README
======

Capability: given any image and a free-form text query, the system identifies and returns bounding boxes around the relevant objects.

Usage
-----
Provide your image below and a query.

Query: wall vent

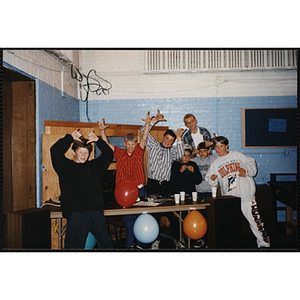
[144,50,297,72]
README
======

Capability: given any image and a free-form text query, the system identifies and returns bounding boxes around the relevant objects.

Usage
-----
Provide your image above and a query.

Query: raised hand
[97,118,114,151]
[97,118,109,131]
[192,149,199,156]
[71,128,82,141]
[141,111,154,124]
[87,131,99,144]
[153,109,167,124]
[173,128,186,139]
[205,141,214,148]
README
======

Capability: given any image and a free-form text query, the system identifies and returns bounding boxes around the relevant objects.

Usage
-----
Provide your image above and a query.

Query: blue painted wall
[80,95,297,185]
[36,80,80,206]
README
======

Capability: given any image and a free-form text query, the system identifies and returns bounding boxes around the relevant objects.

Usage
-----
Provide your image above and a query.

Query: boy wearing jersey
[205,136,270,248]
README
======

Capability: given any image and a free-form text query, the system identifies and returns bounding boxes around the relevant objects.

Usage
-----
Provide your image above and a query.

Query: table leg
[58,217,62,250]
[179,211,182,243]
[187,210,190,249]
[173,211,184,249]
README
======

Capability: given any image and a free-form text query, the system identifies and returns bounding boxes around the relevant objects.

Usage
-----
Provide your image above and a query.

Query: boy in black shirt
[170,145,202,194]
[50,129,114,249]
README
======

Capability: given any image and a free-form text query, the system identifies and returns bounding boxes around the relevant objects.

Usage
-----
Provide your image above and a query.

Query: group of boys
[51,110,270,250]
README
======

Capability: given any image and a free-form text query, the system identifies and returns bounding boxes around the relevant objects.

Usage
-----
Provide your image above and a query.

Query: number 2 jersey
[205,151,257,202]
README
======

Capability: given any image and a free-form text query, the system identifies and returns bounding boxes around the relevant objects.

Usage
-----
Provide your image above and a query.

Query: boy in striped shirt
[97,111,153,248]
[140,109,185,249]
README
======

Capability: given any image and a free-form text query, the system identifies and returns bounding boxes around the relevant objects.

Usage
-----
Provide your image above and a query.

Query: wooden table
[50,196,210,250]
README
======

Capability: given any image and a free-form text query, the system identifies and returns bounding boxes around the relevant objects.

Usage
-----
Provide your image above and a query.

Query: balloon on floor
[133,213,159,244]
[85,232,97,249]
[114,181,139,208]
[183,210,207,240]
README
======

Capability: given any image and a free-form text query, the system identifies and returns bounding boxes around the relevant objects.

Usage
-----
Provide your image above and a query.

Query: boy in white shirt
[205,136,270,248]
[182,114,213,157]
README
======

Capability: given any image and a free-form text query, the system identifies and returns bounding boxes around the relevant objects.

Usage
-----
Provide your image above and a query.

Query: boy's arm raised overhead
[71,128,83,142]
[140,109,166,149]
[93,130,114,174]
[87,131,99,144]
[97,118,115,151]
[140,111,154,149]
[170,128,185,161]
[151,109,167,125]
[173,127,186,143]
[50,129,81,174]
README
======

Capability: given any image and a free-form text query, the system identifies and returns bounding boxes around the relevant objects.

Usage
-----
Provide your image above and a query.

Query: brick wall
[80,94,297,184]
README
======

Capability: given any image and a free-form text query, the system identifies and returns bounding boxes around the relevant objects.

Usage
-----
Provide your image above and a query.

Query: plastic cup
[212,187,217,197]
[174,194,180,204]
[180,191,185,201]
[192,192,198,201]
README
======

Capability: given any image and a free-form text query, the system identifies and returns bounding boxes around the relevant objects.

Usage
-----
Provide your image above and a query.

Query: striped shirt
[114,144,145,187]
[141,123,184,182]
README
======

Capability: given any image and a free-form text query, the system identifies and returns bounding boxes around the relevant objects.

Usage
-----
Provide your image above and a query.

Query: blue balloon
[133,213,159,244]
[85,232,97,249]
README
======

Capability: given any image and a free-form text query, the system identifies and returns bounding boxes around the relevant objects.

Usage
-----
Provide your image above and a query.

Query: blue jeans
[123,187,146,247]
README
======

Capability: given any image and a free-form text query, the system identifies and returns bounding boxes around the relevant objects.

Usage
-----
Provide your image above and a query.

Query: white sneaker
[151,239,160,250]
[178,237,187,249]
[193,238,205,249]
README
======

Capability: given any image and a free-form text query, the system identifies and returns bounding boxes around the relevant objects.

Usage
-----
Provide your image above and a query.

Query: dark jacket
[50,134,113,216]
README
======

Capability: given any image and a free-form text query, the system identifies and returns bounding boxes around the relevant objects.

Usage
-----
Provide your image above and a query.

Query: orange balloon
[183,210,207,240]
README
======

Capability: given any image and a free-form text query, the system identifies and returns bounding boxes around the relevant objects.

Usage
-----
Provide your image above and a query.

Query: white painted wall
[77,49,297,101]
[4,49,296,102]
[3,50,78,99]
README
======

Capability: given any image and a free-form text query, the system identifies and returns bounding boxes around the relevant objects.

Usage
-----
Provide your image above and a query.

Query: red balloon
[183,210,207,240]
[114,181,139,208]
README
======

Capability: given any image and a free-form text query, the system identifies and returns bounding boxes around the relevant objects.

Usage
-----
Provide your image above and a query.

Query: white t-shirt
[191,127,203,150]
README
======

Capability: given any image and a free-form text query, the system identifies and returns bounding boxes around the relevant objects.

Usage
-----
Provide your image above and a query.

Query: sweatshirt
[50,134,113,216]
[192,154,217,193]
[205,151,257,201]
[170,160,202,194]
